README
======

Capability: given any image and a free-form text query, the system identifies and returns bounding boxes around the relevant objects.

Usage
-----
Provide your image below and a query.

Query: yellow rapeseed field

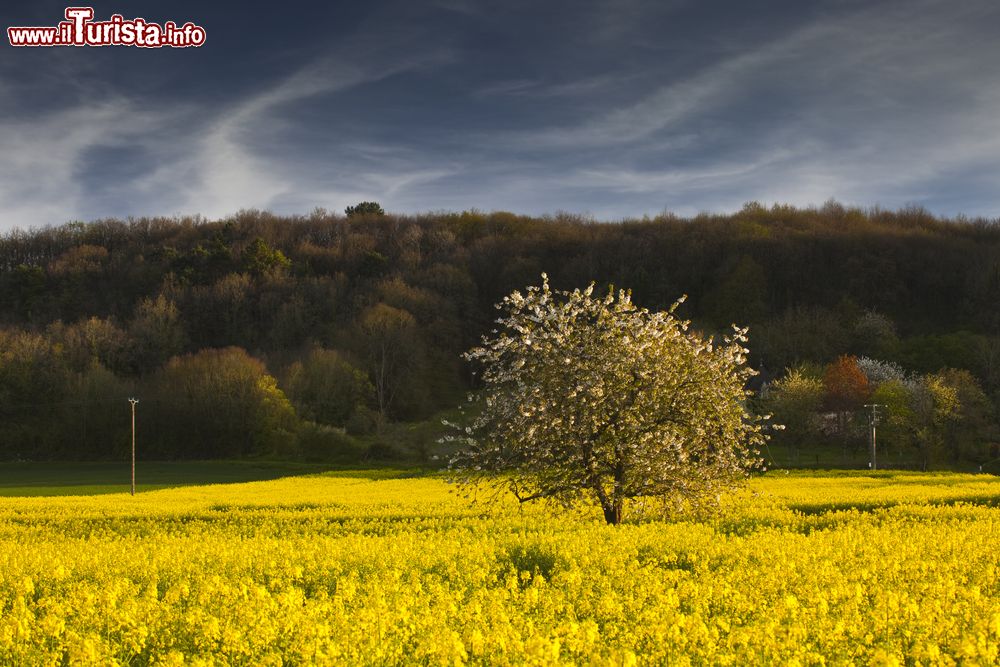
[0,471,998,665]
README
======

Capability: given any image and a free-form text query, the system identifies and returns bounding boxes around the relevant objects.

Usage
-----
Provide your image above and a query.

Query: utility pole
[864,403,884,471]
[129,398,139,495]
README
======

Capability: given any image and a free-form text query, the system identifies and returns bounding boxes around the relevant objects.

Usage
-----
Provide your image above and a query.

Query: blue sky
[1,0,999,228]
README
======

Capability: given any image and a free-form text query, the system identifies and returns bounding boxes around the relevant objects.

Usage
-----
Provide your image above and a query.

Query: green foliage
[764,368,824,451]
[141,347,296,458]
[852,311,898,358]
[285,348,374,427]
[345,406,379,436]
[184,273,253,349]
[909,374,960,469]
[295,422,365,463]
[67,364,132,459]
[358,303,423,421]
[704,254,769,325]
[937,369,994,462]
[0,204,998,464]
[871,379,916,459]
[365,439,405,461]
[895,332,985,374]
[168,232,234,285]
[344,201,385,218]
[127,295,186,375]
[0,461,331,496]
[754,307,851,371]
[5,264,46,320]
[242,237,291,278]
[0,331,70,459]
[358,250,389,278]
[47,317,128,374]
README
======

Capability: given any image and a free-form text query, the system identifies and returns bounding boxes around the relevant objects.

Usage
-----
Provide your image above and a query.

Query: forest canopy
[0,202,998,465]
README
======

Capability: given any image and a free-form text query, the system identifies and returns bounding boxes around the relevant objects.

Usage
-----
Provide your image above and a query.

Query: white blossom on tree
[446,275,768,525]
[856,357,908,386]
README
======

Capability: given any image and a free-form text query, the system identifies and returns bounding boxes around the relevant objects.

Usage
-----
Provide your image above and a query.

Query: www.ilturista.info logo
[8,7,206,48]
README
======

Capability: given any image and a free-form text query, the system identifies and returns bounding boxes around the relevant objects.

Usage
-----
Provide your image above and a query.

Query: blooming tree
[856,357,908,387]
[448,275,767,524]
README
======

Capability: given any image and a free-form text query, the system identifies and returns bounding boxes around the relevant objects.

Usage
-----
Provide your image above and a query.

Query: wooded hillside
[2,202,998,465]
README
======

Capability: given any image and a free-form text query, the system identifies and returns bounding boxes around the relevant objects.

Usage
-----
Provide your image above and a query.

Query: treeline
[761,356,996,470]
[1,201,1000,465]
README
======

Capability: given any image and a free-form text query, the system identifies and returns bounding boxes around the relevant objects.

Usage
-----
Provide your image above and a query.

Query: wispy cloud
[475,73,634,99]
[459,0,1000,215]
[0,29,454,227]
[162,54,450,218]
[565,148,800,194]
[3,0,1000,227]
[0,95,173,227]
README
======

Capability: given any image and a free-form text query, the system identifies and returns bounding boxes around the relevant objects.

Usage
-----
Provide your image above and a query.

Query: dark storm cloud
[1,0,999,228]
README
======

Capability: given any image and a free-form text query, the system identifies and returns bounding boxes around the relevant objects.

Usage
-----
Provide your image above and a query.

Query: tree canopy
[344,201,385,218]
[0,203,999,466]
[448,276,767,524]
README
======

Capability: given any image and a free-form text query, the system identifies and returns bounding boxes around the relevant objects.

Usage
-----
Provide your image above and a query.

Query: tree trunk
[602,500,622,525]
[591,476,623,525]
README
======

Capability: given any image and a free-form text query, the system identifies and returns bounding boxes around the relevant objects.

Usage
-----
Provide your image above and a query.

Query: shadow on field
[786,495,1000,515]
[0,461,431,496]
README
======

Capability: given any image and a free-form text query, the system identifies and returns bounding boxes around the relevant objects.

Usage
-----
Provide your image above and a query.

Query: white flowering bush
[448,275,767,524]
[856,356,908,386]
